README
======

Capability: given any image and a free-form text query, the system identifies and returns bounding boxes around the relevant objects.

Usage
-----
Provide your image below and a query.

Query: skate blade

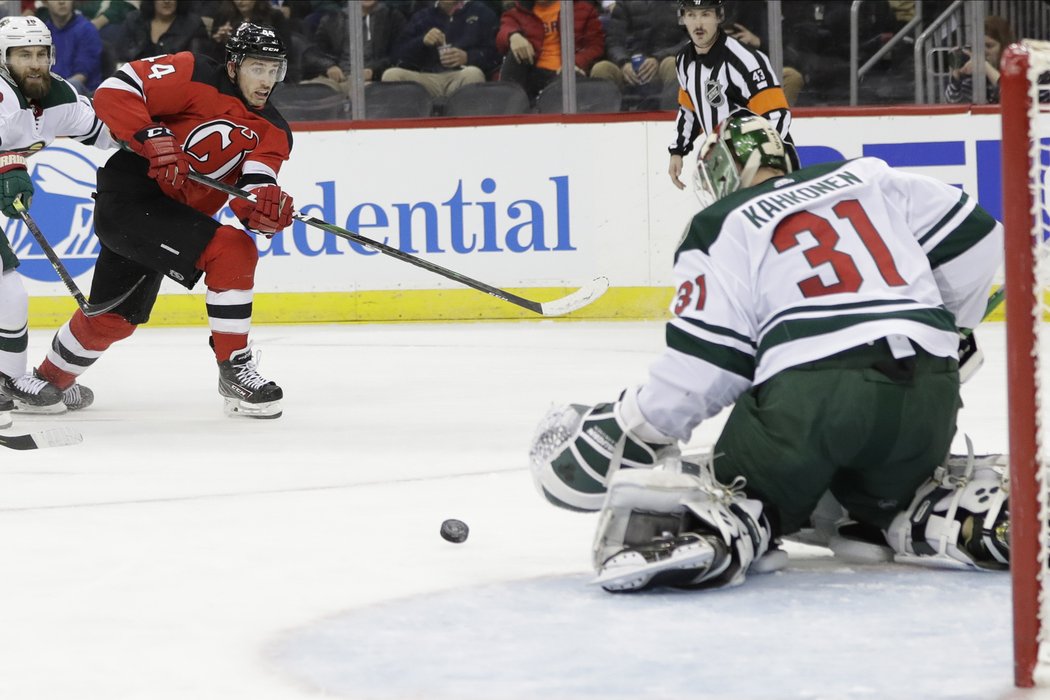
[12,399,66,415]
[223,397,282,419]
[592,541,715,591]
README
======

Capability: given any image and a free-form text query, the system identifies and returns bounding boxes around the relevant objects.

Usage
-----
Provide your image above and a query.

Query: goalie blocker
[529,390,1011,592]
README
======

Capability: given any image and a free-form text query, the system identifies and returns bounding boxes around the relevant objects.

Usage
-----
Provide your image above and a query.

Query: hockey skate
[0,371,64,414]
[61,383,94,411]
[217,344,283,419]
[595,531,727,592]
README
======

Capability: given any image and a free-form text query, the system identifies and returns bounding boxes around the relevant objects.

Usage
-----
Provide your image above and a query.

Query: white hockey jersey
[643,157,1002,434]
[0,71,114,154]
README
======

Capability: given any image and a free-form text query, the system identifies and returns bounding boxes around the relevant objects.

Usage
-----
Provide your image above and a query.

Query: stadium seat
[364,82,435,119]
[443,82,530,117]
[269,82,347,121]
[659,84,680,111]
[536,78,623,114]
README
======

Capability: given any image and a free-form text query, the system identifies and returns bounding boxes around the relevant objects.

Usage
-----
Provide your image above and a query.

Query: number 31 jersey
[660,156,1002,419]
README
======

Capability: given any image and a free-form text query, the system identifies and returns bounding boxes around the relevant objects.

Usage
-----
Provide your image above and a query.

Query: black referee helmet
[677,0,726,22]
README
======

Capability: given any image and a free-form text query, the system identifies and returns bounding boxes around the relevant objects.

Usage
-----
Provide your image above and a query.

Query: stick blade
[0,426,83,451]
[539,277,610,317]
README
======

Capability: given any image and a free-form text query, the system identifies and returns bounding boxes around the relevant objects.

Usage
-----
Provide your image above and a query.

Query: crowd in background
[0,0,1037,117]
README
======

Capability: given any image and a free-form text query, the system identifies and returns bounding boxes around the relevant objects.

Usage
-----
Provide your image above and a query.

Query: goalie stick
[0,426,82,450]
[186,172,609,317]
[12,198,146,317]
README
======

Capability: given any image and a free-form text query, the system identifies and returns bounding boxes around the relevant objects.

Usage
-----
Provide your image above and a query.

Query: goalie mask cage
[1002,40,1050,689]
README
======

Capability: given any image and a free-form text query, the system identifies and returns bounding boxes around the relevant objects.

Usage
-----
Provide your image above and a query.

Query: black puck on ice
[440,518,469,543]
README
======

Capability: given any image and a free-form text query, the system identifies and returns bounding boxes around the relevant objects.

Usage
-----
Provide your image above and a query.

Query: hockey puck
[440,518,469,543]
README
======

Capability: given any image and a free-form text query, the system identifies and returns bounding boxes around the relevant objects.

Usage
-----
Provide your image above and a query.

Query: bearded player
[0,16,112,415]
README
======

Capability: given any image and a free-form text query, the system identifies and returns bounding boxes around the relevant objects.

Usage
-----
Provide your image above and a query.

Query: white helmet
[0,16,54,80]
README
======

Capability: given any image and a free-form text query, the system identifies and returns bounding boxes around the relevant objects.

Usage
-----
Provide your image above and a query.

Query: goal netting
[1001,39,1050,688]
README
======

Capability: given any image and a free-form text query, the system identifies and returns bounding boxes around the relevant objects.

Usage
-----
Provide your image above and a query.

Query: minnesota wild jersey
[0,72,112,155]
[0,71,114,271]
[649,156,1002,425]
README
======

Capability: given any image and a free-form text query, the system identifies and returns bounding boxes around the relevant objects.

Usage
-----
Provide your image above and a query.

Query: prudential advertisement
[13,112,1007,305]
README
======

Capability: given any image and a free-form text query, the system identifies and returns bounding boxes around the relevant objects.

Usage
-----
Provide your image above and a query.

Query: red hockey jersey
[92,52,293,217]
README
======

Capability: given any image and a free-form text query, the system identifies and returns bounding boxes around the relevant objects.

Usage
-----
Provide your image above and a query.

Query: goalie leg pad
[886,443,1009,571]
[591,462,772,592]
[528,387,677,512]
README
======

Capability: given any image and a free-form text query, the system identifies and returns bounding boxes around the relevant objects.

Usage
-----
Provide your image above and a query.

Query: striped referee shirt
[669,31,792,156]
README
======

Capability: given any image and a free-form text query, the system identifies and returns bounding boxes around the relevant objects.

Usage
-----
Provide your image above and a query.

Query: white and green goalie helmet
[694,113,792,206]
[0,16,54,80]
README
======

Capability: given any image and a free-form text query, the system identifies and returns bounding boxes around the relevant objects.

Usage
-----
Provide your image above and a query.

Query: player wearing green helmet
[530,113,1006,593]
[694,112,793,205]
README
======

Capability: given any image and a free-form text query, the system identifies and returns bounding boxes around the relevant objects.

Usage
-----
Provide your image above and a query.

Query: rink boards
[14,107,1005,326]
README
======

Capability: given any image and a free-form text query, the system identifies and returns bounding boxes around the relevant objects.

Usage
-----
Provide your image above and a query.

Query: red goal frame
[1001,41,1044,689]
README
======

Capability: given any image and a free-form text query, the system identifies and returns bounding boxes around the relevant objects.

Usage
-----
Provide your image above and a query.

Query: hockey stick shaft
[13,199,145,317]
[186,172,607,316]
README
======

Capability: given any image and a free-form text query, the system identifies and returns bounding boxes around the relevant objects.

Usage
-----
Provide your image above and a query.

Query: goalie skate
[593,532,724,592]
[217,345,283,419]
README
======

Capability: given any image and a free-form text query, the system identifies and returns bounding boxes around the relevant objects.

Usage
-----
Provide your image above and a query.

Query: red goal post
[1001,40,1050,689]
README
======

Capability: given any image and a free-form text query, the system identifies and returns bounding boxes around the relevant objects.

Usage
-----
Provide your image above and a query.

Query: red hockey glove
[246,184,294,235]
[133,123,190,189]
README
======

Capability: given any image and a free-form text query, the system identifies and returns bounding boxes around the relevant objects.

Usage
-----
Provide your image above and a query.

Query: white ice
[0,320,1045,700]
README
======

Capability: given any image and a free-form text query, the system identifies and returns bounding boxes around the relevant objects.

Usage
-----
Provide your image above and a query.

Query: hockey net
[1002,40,1050,688]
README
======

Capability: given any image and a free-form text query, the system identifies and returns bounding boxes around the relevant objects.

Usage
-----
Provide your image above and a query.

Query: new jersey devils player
[36,22,296,419]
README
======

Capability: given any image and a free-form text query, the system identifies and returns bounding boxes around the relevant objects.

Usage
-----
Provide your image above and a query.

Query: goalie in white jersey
[0,16,112,417]
[530,114,1008,593]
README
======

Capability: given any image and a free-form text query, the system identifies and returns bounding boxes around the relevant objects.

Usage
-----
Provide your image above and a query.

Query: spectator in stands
[38,0,102,95]
[497,0,605,102]
[201,1,293,66]
[722,1,804,106]
[383,0,499,99]
[387,0,504,18]
[781,0,897,105]
[310,0,406,90]
[589,0,686,110]
[0,1,36,17]
[114,0,208,64]
[946,15,1015,104]
[76,0,137,44]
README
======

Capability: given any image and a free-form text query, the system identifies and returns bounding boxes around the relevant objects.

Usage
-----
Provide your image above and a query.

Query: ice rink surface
[1,320,1047,700]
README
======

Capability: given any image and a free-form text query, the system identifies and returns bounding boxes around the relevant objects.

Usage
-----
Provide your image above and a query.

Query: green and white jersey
[0,72,114,271]
[0,71,113,154]
[647,156,1002,428]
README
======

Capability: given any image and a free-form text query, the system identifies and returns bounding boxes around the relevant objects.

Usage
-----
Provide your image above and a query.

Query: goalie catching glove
[230,184,294,235]
[528,387,678,512]
[0,153,32,219]
[133,123,191,189]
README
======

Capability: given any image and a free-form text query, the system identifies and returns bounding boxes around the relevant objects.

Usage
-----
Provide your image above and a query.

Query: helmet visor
[235,54,287,83]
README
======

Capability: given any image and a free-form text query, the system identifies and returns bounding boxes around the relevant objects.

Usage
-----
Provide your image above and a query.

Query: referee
[668,0,799,190]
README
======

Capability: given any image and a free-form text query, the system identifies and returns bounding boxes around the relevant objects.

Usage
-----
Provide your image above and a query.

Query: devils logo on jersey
[183,120,260,180]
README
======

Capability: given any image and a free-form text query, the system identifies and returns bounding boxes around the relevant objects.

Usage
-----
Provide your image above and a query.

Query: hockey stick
[0,426,82,450]
[12,198,146,317]
[186,172,610,317]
